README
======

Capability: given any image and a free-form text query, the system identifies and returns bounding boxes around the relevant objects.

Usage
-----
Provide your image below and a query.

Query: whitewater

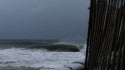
[0,48,85,70]
[0,40,86,70]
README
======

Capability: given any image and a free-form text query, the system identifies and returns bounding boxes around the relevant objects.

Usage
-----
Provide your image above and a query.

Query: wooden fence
[85,0,125,70]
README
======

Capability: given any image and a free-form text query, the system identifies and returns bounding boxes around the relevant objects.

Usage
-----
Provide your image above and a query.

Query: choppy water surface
[0,40,86,70]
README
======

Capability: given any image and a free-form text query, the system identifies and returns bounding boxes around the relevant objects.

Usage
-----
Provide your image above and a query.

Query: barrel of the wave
[31,44,80,52]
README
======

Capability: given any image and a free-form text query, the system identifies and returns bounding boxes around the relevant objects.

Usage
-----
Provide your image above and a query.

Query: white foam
[0,48,85,70]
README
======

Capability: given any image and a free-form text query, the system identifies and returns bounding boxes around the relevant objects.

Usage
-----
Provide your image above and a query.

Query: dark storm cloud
[0,0,89,40]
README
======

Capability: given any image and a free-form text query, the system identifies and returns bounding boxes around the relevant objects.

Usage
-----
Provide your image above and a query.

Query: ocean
[0,39,86,70]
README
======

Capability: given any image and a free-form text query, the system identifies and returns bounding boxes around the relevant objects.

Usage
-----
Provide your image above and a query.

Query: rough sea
[0,39,86,70]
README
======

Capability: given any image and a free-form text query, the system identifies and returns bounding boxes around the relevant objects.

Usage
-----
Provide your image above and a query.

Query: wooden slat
[85,0,125,70]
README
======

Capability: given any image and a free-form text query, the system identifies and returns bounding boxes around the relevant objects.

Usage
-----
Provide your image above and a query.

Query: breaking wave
[0,48,85,70]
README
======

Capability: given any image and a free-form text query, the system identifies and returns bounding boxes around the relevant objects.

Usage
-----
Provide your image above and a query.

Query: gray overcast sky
[0,0,89,40]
